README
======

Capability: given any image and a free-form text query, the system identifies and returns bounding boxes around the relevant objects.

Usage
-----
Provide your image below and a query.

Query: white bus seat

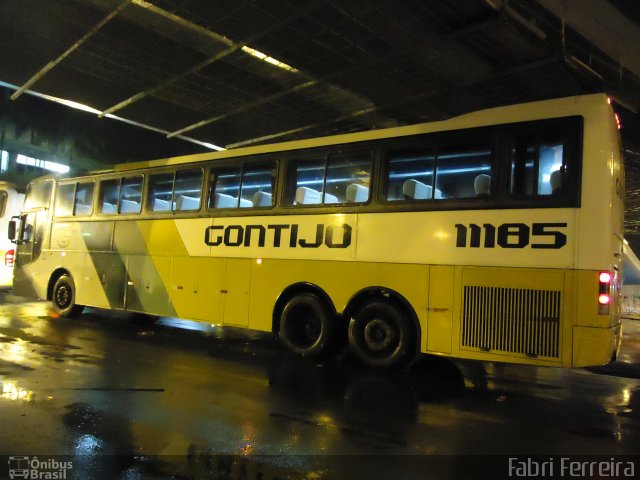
[323,192,340,203]
[101,202,116,214]
[120,199,141,214]
[474,174,491,196]
[296,186,322,204]
[403,179,432,200]
[295,186,339,204]
[74,204,92,216]
[252,191,272,207]
[239,197,253,208]
[214,192,238,208]
[153,198,171,211]
[175,195,200,210]
[346,183,369,203]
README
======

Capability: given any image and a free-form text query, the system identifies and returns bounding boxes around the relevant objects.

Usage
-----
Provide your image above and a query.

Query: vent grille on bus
[462,286,561,358]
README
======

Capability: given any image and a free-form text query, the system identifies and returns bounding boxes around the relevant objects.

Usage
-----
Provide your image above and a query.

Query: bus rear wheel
[52,274,84,318]
[279,293,334,356]
[348,300,412,368]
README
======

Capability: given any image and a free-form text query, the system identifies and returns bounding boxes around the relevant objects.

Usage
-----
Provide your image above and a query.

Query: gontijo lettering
[204,223,352,248]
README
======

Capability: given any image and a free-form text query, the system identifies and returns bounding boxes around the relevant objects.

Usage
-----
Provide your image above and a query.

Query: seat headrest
[474,174,491,196]
[252,191,273,207]
[346,183,369,203]
[295,186,322,204]
[403,179,432,199]
[550,170,562,192]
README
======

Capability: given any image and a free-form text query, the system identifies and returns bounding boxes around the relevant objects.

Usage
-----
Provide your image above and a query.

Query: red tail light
[599,272,612,283]
[598,271,611,314]
[4,249,14,267]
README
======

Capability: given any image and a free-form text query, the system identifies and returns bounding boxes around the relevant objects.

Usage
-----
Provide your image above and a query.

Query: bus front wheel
[279,293,334,356]
[348,300,412,368]
[52,274,84,318]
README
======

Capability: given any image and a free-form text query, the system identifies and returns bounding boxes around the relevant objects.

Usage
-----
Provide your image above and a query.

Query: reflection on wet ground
[0,289,639,478]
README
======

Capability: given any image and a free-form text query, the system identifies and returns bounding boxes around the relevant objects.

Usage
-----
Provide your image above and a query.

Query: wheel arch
[272,282,338,336]
[47,267,72,301]
[344,286,422,358]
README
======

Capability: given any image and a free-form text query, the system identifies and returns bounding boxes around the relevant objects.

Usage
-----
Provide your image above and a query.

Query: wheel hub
[364,318,397,351]
[55,285,71,308]
[289,306,321,348]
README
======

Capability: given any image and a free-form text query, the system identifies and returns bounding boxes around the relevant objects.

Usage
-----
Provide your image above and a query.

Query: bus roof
[111,93,609,173]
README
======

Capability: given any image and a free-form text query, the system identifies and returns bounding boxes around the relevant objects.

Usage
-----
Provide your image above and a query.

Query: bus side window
[434,140,493,199]
[99,179,120,215]
[208,167,241,209]
[148,172,173,212]
[174,169,203,211]
[55,183,75,217]
[326,152,372,204]
[384,146,435,201]
[120,176,142,214]
[24,181,52,211]
[510,131,564,197]
[0,190,7,217]
[285,158,325,206]
[74,182,94,216]
[240,161,276,208]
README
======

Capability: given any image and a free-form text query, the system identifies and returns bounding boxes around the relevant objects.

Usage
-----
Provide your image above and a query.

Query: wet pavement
[0,289,639,479]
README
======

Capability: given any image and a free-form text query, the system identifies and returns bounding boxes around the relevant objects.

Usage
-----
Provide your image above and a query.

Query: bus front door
[12,211,41,297]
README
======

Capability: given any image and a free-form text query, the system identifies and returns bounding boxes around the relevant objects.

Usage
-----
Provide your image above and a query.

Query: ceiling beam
[536,0,640,77]
[10,0,132,101]
[98,0,329,118]
[168,15,503,139]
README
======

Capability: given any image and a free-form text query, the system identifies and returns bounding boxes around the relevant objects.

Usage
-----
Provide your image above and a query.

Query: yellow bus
[8,94,623,368]
[0,182,24,287]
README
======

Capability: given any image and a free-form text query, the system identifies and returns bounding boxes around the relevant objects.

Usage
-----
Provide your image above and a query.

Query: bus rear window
[510,131,565,196]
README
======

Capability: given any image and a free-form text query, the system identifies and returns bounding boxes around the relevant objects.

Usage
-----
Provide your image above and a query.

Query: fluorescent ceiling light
[241,46,299,73]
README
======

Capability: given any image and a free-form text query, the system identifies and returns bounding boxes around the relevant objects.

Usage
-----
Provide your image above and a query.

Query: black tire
[52,274,84,318]
[348,300,413,368]
[279,293,334,356]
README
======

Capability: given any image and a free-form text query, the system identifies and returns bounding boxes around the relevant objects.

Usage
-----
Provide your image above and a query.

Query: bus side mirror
[8,219,18,243]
